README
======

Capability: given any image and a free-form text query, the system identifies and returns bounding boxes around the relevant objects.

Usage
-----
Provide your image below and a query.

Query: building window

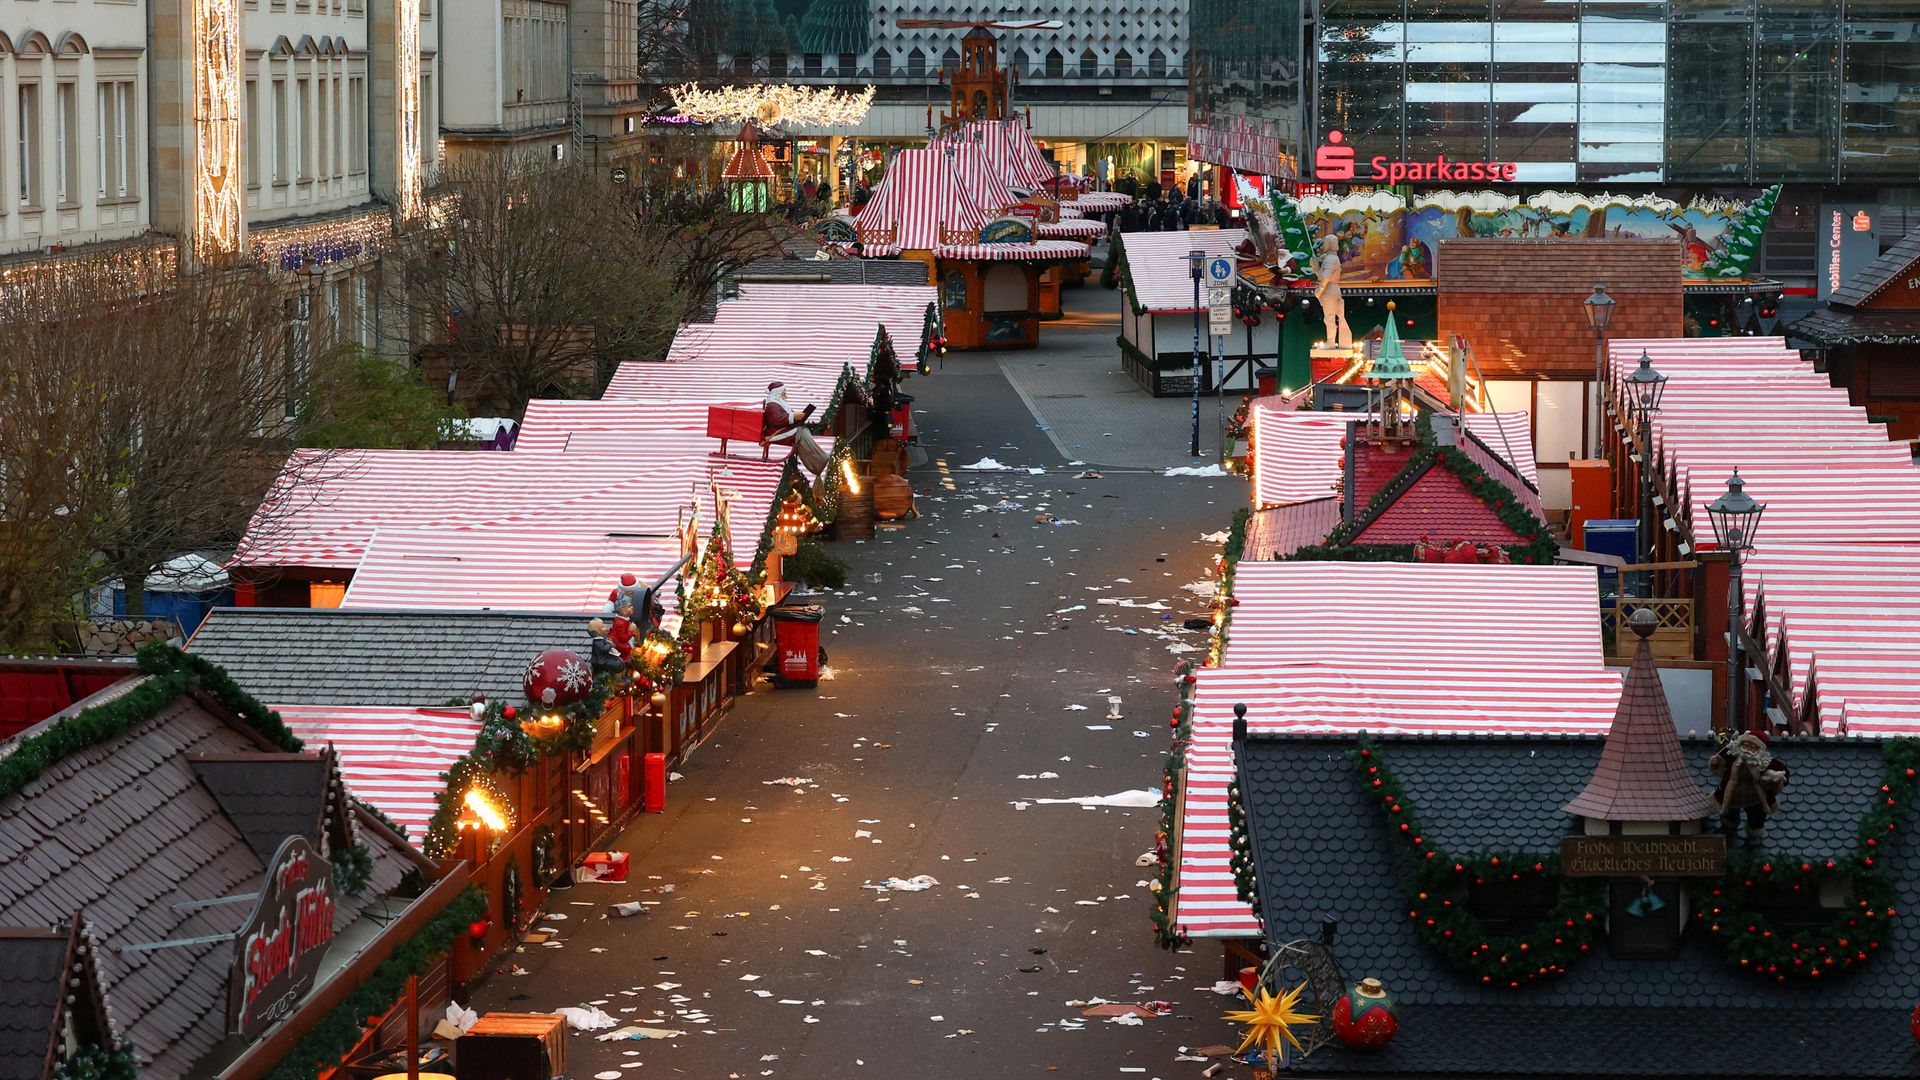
[873,49,890,77]
[1149,48,1166,77]
[1079,48,1097,78]
[245,79,260,188]
[333,74,345,178]
[19,84,40,207]
[1115,49,1132,78]
[296,75,311,181]
[56,82,76,205]
[349,75,367,174]
[803,53,821,77]
[906,48,925,77]
[1045,49,1064,78]
[273,78,289,183]
[95,82,133,201]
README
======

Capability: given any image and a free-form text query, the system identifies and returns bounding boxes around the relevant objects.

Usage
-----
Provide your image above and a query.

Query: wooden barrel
[836,474,875,539]
[873,474,914,520]
[870,438,904,476]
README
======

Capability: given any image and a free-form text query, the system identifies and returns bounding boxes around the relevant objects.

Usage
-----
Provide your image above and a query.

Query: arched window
[873,48,891,77]
[1078,48,1096,78]
[1115,49,1132,78]
[1044,48,1063,78]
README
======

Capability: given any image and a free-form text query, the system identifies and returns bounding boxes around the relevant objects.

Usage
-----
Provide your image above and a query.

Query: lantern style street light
[1583,283,1615,455]
[1706,470,1766,733]
[1625,352,1667,596]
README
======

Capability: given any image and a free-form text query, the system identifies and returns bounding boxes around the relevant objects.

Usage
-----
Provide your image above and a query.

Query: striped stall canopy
[942,142,1019,216]
[931,119,1058,192]
[279,705,482,848]
[237,450,788,571]
[1605,337,1920,734]
[1037,218,1105,241]
[727,283,939,360]
[854,147,986,250]
[667,320,887,371]
[1173,561,1620,938]
[604,361,850,414]
[1065,191,1132,213]
[340,529,689,619]
[1249,404,1535,509]
[515,400,739,454]
[1118,229,1247,313]
[934,240,1093,262]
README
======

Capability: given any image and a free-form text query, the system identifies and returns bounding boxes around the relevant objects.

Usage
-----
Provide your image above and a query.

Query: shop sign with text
[228,835,336,1040]
[1315,130,1517,183]
[1560,834,1726,878]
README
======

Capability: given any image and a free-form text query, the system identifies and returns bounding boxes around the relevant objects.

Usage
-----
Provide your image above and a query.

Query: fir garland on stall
[50,1042,139,1080]
[1228,780,1258,909]
[1149,660,1199,948]
[1351,734,1920,987]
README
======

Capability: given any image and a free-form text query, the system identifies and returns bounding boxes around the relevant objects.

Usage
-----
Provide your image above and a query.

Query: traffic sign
[1206,256,1234,336]
[1206,257,1233,284]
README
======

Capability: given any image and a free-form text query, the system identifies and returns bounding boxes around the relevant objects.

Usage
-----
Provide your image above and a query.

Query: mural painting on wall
[987,315,1026,342]
[1237,177,1783,286]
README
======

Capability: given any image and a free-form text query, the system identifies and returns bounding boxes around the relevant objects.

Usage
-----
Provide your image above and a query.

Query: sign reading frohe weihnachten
[228,835,336,1039]
[1560,834,1726,878]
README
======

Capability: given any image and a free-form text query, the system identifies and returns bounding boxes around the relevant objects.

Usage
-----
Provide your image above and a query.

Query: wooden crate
[456,1012,566,1080]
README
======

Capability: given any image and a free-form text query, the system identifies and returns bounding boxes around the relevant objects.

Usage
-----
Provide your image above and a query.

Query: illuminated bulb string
[668,84,876,128]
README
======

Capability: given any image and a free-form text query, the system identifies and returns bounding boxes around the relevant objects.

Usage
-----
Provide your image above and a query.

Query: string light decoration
[668,84,876,129]
[250,207,392,273]
[394,0,424,220]
[0,238,177,291]
[192,0,244,259]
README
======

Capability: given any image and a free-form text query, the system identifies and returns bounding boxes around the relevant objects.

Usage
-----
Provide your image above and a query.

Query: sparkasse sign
[1314,129,1518,184]
[228,835,336,1039]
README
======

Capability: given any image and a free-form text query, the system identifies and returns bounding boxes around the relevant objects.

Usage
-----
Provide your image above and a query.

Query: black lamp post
[1187,248,1206,458]
[1706,469,1766,734]
[1583,283,1615,456]
[1624,351,1667,597]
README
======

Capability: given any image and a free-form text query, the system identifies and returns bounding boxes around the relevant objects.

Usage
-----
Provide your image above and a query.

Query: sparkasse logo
[1314,130,1355,181]
[1312,129,1519,183]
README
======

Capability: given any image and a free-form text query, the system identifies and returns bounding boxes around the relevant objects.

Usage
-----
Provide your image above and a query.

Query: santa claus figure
[1710,731,1789,841]
[761,382,816,445]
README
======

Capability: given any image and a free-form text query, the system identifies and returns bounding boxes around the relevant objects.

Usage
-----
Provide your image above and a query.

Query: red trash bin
[644,752,666,813]
[889,394,915,442]
[772,604,824,687]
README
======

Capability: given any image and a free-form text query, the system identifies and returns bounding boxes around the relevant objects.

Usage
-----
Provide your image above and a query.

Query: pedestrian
[1145,178,1163,201]
[1186,171,1201,201]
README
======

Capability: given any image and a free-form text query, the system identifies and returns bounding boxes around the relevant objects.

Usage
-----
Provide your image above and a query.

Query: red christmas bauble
[1911,1003,1920,1044]
[1331,979,1398,1049]
[524,649,593,707]
[468,919,490,940]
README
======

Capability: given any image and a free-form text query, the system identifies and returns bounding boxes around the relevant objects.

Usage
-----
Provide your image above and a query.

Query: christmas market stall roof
[232,448,789,573]
[0,918,111,1080]
[850,146,1089,262]
[0,647,447,1079]
[1171,561,1621,939]
[1234,731,1920,1077]
[1605,337,1920,733]
[1339,415,1544,547]
[726,281,941,366]
[929,118,1058,192]
[338,528,689,623]
[1791,231,1920,346]
[1114,229,1247,315]
[723,257,935,291]
[1248,404,1535,508]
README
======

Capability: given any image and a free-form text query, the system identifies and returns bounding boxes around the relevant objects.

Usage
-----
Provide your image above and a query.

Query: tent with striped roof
[276,706,482,847]
[931,119,1058,192]
[727,282,940,367]
[1246,403,1535,509]
[340,529,690,624]
[1169,560,1622,939]
[853,147,1090,263]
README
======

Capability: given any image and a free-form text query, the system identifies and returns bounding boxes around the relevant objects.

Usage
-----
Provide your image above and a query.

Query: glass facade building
[1190,0,1920,185]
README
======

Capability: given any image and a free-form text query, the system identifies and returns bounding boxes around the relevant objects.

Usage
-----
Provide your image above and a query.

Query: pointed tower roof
[723,123,774,181]
[1367,302,1415,382]
[1563,609,1713,821]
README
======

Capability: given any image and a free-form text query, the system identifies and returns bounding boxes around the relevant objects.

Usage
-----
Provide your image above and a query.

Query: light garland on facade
[192,0,244,259]
[0,239,178,293]
[250,207,393,273]
[395,0,423,220]
[668,83,876,129]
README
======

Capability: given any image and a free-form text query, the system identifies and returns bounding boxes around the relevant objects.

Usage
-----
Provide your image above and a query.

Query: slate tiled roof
[1789,308,1920,346]
[1564,621,1714,821]
[1238,732,1918,1076]
[0,690,418,1078]
[189,756,331,863]
[189,608,583,706]
[0,930,67,1078]
[1829,231,1920,309]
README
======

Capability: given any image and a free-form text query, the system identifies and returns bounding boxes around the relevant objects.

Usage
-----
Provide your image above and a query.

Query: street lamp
[1624,351,1667,597]
[1706,470,1766,734]
[1583,283,1615,455]
[1187,248,1207,458]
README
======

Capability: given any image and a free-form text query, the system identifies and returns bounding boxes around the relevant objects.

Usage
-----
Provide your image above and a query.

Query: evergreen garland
[258,886,487,1080]
[1351,734,1920,987]
[1228,780,1258,908]
[332,843,375,896]
[0,643,300,802]
[51,1041,139,1080]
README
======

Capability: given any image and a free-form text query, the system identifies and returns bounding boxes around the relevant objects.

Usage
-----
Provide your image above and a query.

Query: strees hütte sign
[228,835,336,1039]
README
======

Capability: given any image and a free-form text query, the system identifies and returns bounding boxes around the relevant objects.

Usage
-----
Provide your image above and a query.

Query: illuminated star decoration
[1224,981,1319,1065]
[668,84,876,128]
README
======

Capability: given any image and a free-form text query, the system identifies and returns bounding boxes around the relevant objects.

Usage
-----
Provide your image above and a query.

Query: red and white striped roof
[340,528,688,618]
[1036,218,1104,242]
[727,283,939,358]
[515,400,741,453]
[667,320,886,371]
[237,450,786,571]
[931,119,1058,191]
[935,240,1091,261]
[1120,230,1247,313]
[856,147,985,250]
[280,705,482,848]
[603,361,848,412]
[1173,561,1620,938]
[1065,191,1132,213]
[1606,337,1920,735]
[1248,403,1535,508]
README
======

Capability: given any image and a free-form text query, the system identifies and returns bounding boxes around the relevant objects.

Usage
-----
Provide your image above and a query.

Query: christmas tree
[1265,189,1319,280]
[1699,183,1781,280]
[797,0,871,56]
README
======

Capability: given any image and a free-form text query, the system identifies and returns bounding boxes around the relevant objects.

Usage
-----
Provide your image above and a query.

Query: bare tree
[389,158,684,417]
[0,250,344,640]
[620,173,789,324]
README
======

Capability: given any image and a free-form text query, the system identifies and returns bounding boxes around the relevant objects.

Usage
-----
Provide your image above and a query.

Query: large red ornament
[524,649,593,707]
[1331,978,1398,1049]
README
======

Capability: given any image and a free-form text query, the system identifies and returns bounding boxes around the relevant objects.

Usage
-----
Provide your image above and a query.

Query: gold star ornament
[1224,981,1319,1064]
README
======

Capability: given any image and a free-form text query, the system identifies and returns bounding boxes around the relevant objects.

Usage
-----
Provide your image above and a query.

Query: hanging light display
[192,0,244,259]
[668,84,876,129]
[395,0,424,220]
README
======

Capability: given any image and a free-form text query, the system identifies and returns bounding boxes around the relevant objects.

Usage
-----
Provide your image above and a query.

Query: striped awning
[931,119,1059,192]
[1065,191,1132,212]
[279,706,482,848]
[1118,230,1247,313]
[340,528,689,621]
[854,147,986,251]
[727,283,939,361]
[1037,218,1105,241]
[1606,337,1920,735]
[1172,561,1620,938]
[604,361,850,414]
[515,400,747,453]
[935,240,1092,262]
[1248,404,1535,509]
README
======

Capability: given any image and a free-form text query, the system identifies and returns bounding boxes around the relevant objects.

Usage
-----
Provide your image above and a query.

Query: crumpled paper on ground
[557,1006,619,1031]
[863,874,939,892]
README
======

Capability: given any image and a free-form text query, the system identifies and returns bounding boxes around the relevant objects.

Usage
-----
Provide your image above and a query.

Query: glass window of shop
[1667,0,1754,181]
[1318,0,1408,156]
[1841,0,1920,177]
[1754,0,1842,180]
[1192,0,1308,164]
